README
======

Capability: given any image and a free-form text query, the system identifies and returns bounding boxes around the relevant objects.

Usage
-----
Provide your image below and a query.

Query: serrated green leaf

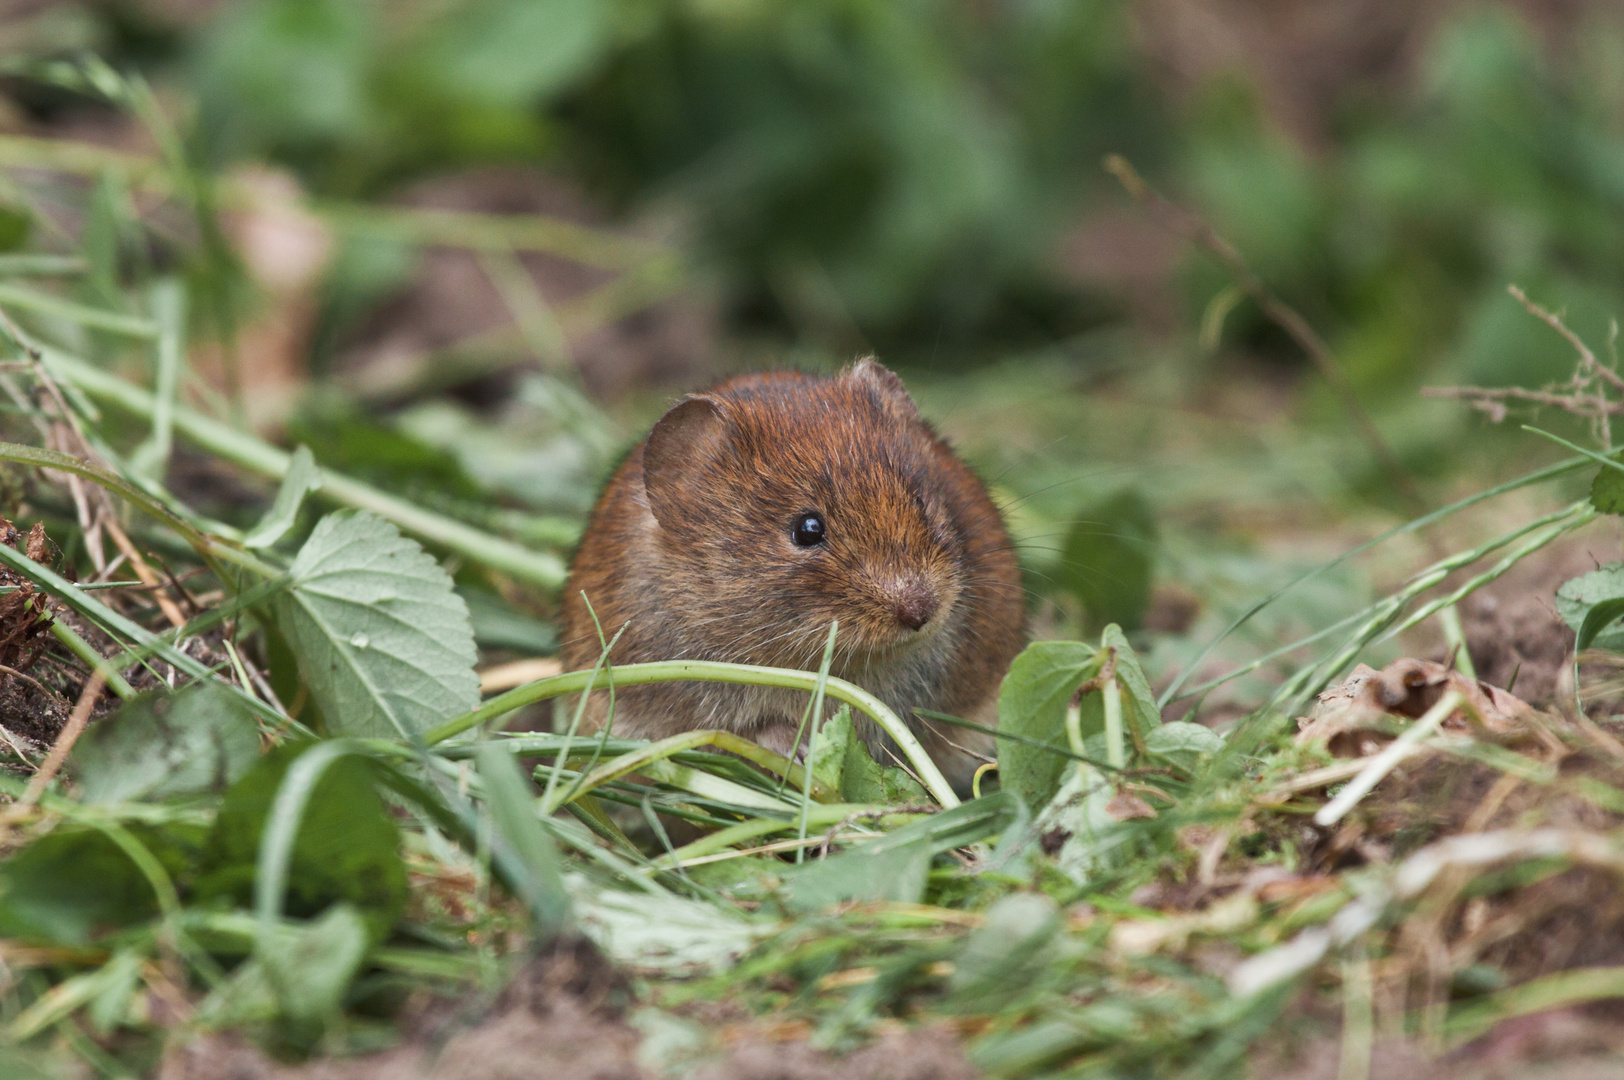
[1556,564,1624,653]
[72,681,260,804]
[269,511,478,738]
[243,444,322,549]
[997,641,1103,812]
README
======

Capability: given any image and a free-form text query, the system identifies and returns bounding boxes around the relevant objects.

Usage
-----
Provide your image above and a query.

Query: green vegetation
[2,2,1624,1077]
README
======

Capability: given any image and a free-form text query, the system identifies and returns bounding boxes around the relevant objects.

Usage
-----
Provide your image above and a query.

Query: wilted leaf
[72,681,260,804]
[198,742,407,943]
[570,877,771,976]
[998,641,1103,812]
[269,511,479,738]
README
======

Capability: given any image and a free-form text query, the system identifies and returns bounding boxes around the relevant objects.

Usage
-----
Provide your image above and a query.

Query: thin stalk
[798,623,838,863]
[1102,677,1125,770]
[0,283,158,339]
[427,660,961,808]
[38,349,567,589]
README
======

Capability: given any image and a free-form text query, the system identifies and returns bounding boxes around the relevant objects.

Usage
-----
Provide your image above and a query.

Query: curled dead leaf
[1296,658,1540,758]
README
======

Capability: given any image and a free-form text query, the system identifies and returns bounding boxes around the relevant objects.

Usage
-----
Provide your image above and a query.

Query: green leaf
[945,893,1062,1014]
[1590,462,1624,515]
[810,707,886,803]
[782,792,1022,912]
[261,903,369,1023]
[476,742,569,937]
[1099,624,1161,744]
[1058,489,1158,631]
[409,0,611,110]
[997,641,1103,812]
[0,824,204,945]
[1027,766,1133,887]
[72,681,260,804]
[1556,564,1624,653]
[1144,721,1223,774]
[269,511,479,738]
[1579,598,1624,653]
[462,587,558,653]
[243,444,322,549]
[198,742,407,944]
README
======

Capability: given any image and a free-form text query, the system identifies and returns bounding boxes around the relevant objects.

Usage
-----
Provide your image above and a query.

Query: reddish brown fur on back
[560,360,1026,781]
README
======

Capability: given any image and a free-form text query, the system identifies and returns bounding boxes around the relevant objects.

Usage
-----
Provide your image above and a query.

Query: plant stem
[426,659,961,808]
[39,349,567,589]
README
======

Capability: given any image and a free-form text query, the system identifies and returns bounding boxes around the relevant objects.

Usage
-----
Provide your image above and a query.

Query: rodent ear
[846,356,919,419]
[642,396,727,530]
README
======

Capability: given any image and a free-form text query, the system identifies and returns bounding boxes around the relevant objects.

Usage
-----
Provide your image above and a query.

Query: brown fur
[559,359,1026,780]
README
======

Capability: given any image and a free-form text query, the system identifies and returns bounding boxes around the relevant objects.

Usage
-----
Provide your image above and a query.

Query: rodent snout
[887,576,941,631]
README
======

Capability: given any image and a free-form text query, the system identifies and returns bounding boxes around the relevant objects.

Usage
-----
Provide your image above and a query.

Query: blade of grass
[39,349,567,589]
[1158,455,1591,708]
[426,659,959,808]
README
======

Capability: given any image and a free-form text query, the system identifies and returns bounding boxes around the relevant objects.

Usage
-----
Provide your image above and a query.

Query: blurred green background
[2,0,1620,707]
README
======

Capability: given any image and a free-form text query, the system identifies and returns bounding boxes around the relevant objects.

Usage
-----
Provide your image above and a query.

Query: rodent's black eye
[791,513,827,547]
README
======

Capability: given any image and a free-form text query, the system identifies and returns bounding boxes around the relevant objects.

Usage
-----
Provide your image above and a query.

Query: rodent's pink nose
[892,579,940,631]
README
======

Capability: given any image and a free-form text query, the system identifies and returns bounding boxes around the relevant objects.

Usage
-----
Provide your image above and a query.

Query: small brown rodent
[560,359,1025,777]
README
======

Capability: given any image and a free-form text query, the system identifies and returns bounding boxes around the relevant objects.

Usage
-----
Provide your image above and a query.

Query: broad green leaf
[1144,721,1223,774]
[0,824,204,945]
[997,641,1103,812]
[261,903,369,1023]
[477,742,569,937]
[1058,489,1158,631]
[243,444,322,549]
[269,511,479,738]
[198,742,407,944]
[1580,598,1624,653]
[1556,564,1624,653]
[411,0,611,109]
[72,681,260,804]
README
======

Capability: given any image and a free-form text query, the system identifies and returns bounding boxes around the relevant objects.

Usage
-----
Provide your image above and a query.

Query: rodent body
[560,359,1026,778]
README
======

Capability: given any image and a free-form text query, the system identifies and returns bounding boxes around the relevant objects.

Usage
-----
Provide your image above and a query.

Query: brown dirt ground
[155,940,979,1080]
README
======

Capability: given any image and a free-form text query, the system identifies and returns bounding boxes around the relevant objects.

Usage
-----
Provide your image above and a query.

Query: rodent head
[639,359,968,669]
